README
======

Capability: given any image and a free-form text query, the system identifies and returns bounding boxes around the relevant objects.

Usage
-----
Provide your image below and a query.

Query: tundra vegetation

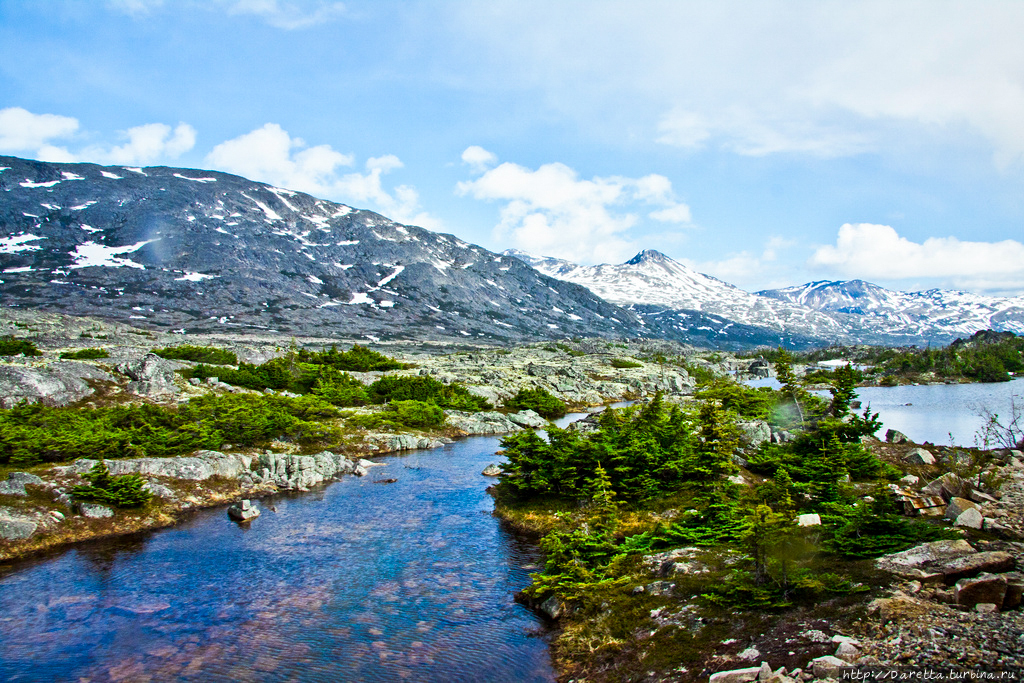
[493,354,955,678]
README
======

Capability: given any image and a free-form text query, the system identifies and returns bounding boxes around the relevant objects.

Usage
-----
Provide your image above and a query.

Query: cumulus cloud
[0,107,195,165]
[461,145,498,173]
[809,223,1024,293]
[224,0,346,30]
[85,122,196,165]
[0,107,79,157]
[457,153,692,264]
[684,236,794,290]
[206,123,440,229]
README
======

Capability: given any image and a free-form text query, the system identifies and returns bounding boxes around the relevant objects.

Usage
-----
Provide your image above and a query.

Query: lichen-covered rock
[875,539,976,577]
[0,361,114,408]
[256,450,358,490]
[445,410,523,435]
[0,515,37,539]
[0,472,44,496]
[117,353,180,397]
[507,409,548,428]
[481,464,501,476]
[61,451,251,481]
[77,502,114,519]
[738,420,772,448]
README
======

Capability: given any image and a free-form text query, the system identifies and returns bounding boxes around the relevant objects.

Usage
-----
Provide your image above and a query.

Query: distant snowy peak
[759,280,1024,338]
[503,248,747,311]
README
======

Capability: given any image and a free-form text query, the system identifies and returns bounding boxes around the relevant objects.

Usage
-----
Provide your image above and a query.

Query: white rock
[954,507,984,529]
[797,513,821,527]
[709,667,761,683]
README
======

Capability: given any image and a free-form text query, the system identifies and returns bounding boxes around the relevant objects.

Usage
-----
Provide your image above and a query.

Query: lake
[0,436,556,683]
[748,376,1024,446]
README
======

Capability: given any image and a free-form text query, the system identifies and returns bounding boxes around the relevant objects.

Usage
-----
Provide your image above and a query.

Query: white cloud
[809,223,1024,293]
[0,107,79,155]
[206,123,440,229]
[106,0,164,15]
[224,0,346,30]
[85,122,196,165]
[0,107,195,165]
[684,236,793,290]
[461,145,498,173]
[457,154,692,264]
[451,2,1024,165]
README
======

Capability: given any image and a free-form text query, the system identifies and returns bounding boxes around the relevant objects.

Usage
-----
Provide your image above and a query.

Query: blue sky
[2,0,1023,295]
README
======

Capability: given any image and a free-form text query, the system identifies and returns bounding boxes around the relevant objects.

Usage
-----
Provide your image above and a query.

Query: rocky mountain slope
[509,249,1024,346]
[0,156,642,343]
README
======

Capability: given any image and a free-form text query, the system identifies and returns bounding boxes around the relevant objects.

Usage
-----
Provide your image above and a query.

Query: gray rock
[956,573,1008,609]
[904,447,935,465]
[923,472,969,501]
[78,502,114,518]
[929,551,1015,581]
[117,353,180,397]
[0,472,44,496]
[0,516,37,539]
[810,655,849,678]
[709,668,761,683]
[875,539,976,577]
[538,595,563,619]
[63,451,250,481]
[944,496,980,520]
[900,474,920,486]
[797,513,821,527]
[481,464,502,477]
[834,641,860,661]
[736,647,760,661]
[227,499,260,522]
[507,409,548,428]
[0,361,114,408]
[1001,572,1023,609]
[445,410,523,435]
[886,428,909,444]
[738,420,772,448]
[954,507,985,529]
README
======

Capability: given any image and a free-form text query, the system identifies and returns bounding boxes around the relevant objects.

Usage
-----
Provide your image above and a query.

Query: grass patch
[59,348,110,360]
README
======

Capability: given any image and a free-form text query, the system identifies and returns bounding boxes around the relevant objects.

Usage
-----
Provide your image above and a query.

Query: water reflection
[0,437,555,682]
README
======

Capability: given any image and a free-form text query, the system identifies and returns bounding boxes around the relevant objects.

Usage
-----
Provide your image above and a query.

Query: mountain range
[2,154,1022,349]
[507,248,1024,346]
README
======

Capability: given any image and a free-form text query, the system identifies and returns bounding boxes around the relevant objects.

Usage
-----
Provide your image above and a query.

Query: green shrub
[348,400,446,431]
[310,367,369,406]
[153,344,238,365]
[0,394,340,466]
[694,378,775,420]
[72,460,153,508]
[0,337,42,357]
[505,387,566,419]
[293,344,407,372]
[610,358,642,369]
[367,375,490,411]
[59,348,110,360]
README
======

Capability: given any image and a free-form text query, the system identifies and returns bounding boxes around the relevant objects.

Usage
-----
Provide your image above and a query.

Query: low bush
[367,375,491,411]
[293,344,408,372]
[153,344,238,365]
[505,387,566,419]
[0,394,340,466]
[348,400,446,431]
[0,337,42,357]
[71,460,152,508]
[59,348,110,360]
[610,358,642,369]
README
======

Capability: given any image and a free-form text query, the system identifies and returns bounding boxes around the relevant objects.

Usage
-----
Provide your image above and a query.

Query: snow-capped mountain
[758,280,1024,340]
[0,156,643,342]
[508,249,1024,345]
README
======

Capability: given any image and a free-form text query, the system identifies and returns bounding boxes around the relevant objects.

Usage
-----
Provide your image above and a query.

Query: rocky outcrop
[0,361,114,408]
[738,420,771,449]
[0,472,44,496]
[227,499,260,522]
[117,353,181,397]
[876,541,1016,583]
[0,510,38,540]
[248,450,360,491]
[366,433,447,453]
[507,409,548,428]
[445,410,524,435]
[59,451,252,480]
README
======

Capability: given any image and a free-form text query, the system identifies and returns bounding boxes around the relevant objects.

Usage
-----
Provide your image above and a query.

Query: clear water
[748,377,1024,447]
[0,437,556,683]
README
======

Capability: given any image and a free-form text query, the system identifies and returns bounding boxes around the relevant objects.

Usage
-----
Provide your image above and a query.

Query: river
[0,435,557,683]
[748,376,1024,447]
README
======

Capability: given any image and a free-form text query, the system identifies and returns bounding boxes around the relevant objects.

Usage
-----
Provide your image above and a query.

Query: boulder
[0,516,37,539]
[922,472,969,501]
[538,595,564,620]
[834,641,860,662]
[930,551,1015,582]
[0,472,44,496]
[445,410,522,436]
[507,409,548,429]
[738,421,772,448]
[955,573,1008,609]
[736,647,760,661]
[810,655,850,678]
[904,447,935,465]
[954,507,984,529]
[481,464,502,477]
[78,502,114,518]
[886,428,909,444]
[944,497,980,520]
[1001,572,1023,609]
[875,540,976,577]
[0,361,114,408]
[117,353,180,397]
[227,499,260,522]
[900,474,920,486]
